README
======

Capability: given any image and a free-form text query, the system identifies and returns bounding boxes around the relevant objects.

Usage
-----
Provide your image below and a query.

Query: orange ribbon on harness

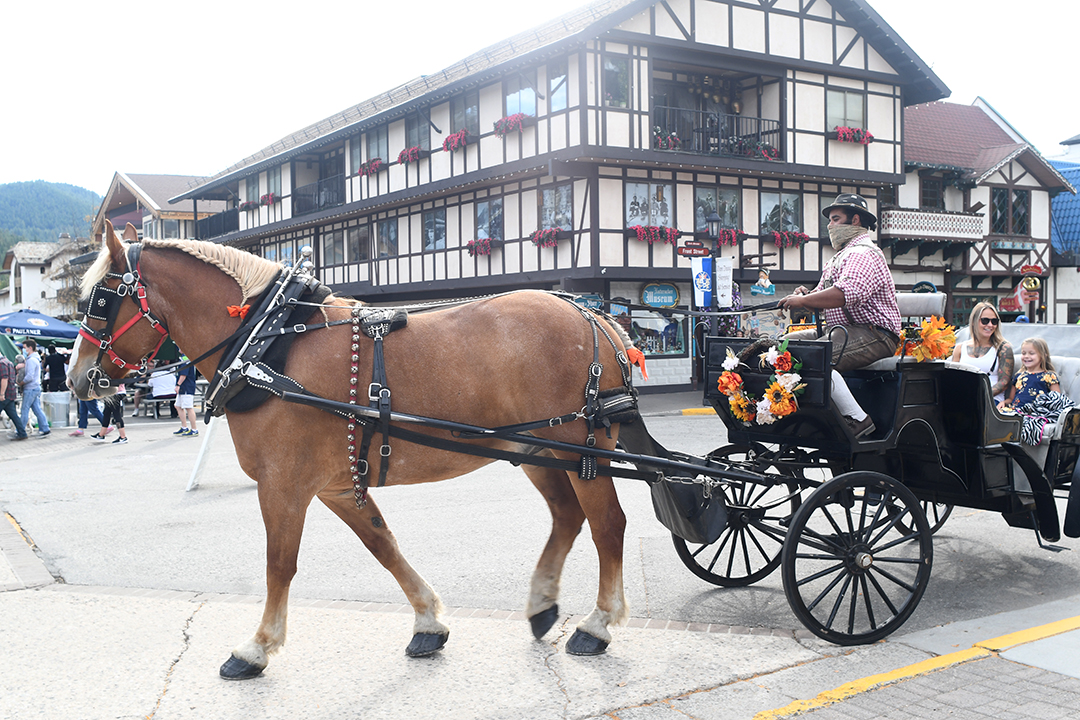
[227,304,251,319]
[627,346,648,381]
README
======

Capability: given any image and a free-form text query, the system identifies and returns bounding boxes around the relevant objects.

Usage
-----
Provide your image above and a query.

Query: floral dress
[1012,370,1074,445]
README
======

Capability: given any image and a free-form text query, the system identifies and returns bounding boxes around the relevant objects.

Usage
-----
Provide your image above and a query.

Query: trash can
[42,391,71,428]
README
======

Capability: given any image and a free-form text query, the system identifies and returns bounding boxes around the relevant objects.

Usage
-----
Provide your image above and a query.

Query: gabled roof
[904,101,1075,193]
[1062,133,1080,146]
[172,0,948,203]
[93,172,228,239]
[3,241,57,271]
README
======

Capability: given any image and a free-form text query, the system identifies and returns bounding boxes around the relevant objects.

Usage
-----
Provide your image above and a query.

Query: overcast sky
[1,0,1074,196]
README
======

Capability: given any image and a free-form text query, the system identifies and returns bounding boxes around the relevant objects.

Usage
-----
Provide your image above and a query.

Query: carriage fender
[1002,442,1061,543]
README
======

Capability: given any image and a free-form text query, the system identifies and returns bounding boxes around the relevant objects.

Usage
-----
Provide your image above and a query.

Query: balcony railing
[651,106,782,161]
[196,207,238,240]
[294,174,345,217]
[879,208,984,242]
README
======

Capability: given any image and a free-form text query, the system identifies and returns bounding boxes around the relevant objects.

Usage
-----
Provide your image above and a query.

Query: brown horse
[68,221,635,679]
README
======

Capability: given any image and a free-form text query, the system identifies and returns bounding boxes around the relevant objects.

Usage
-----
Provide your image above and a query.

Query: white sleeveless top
[960,342,1004,403]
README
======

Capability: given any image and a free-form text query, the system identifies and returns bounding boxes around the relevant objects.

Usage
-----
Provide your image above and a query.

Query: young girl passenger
[998,338,1059,412]
[999,337,1074,446]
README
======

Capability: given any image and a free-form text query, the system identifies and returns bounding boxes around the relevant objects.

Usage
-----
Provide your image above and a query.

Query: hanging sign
[714,257,733,308]
[641,282,680,308]
[573,293,604,310]
[691,257,712,308]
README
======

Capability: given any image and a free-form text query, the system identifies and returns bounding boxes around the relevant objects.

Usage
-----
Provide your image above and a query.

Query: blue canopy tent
[0,309,80,341]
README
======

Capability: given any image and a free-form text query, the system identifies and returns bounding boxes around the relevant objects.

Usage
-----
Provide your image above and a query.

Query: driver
[777,193,900,438]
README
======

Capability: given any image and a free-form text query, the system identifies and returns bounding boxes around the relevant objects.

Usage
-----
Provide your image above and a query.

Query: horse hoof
[529,604,560,639]
[565,629,609,656]
[406,631,449,657]
[219,654,265,680]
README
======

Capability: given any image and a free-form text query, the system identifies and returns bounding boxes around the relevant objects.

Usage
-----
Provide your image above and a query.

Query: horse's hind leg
[317,491,450,657]
[522,461,586,639]
[221,480,311,680]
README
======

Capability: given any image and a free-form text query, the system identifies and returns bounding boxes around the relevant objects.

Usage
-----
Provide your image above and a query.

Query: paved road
[1,395,1079,719]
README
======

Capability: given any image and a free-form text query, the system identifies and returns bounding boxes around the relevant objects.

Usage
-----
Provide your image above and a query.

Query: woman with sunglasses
[950,301,1014,404]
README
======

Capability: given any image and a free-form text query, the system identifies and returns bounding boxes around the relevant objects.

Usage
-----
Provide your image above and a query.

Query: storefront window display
[610,299,687,357]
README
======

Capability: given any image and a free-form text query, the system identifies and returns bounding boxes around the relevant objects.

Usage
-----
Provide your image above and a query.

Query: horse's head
[68,220,170,400]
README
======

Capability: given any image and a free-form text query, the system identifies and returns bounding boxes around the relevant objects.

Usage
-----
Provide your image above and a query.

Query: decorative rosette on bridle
[717,339,806,425]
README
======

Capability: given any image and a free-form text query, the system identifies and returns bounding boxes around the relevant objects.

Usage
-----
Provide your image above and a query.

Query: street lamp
[705,212,722,241]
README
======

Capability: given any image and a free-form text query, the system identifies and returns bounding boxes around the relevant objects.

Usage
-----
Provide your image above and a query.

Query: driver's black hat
[821,193,878,226]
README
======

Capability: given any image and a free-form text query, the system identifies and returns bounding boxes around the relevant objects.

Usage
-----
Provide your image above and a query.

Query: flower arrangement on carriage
[716,340,806,425]
[895,315,956,362]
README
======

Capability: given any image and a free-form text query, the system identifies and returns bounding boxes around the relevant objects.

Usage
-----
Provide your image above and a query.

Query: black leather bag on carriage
[649,477,728,545]
[617,418,728,544]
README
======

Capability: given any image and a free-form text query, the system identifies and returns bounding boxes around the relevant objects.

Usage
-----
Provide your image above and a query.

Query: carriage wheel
[781,471,933,645]
[894,501,953,536]
[672,445,802,587]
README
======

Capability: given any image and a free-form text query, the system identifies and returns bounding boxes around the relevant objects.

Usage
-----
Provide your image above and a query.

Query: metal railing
[879,208,985,241]
[651,106,782,161]
[195,207,238,240]
[293,174,345,217]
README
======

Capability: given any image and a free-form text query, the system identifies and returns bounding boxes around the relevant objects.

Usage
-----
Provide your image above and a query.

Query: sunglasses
[980,317,1000,326]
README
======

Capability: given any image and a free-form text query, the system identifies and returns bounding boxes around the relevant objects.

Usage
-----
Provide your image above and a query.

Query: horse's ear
[122,223,139,244]
[104,219,126,271]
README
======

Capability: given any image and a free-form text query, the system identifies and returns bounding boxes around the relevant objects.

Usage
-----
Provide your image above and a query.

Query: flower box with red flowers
[466,238,503,256]
[704,228,746,247]
[626,225,680,245]
[358,158,384,177]
[827,126,875,144]
[529,228,568,248]
[493,113,536,139]
[397,146,432,165]
[239,201,259,212]
[442,129,477,153]
[652,127,681,151]
[260,193,277,206]
[771,231,809,249]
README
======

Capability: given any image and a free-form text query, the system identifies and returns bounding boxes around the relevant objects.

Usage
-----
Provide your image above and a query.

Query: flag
[691,257,712,309]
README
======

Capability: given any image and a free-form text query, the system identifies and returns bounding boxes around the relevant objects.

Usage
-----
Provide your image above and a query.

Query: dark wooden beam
[892,239,922,257]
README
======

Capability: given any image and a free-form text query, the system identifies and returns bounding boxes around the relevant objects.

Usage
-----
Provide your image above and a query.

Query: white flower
[722,348,740,371]
[755,398,777,425]
[777,372,802,391]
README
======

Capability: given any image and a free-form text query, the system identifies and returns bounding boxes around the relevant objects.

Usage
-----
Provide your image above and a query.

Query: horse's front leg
[521,460,586,640]
[220,481,311,680]
[318,491,450,656]
[563,463,628,656]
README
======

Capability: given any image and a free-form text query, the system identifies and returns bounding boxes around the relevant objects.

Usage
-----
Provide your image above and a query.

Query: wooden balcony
[879,207,984,242]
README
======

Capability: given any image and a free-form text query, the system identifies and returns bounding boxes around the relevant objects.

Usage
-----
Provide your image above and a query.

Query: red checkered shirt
[0,357,16,401]
[814,233,900,336]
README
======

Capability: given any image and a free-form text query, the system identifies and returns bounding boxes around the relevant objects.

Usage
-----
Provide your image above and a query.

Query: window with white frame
[367,125,389,162]
[827,89,865,130]
[376,219,398,257]
[451,91,479,135]
[549,57,568,112]
[422,208,446,251]
[321,229,344,266]
[540,184,573,231]
[694,187,740,232]
[347,225,370,263]
[476,198,503,241]
[505,70,537,116]
[760,192,802,233]
[625,181,673,227]
[604,56,630,108]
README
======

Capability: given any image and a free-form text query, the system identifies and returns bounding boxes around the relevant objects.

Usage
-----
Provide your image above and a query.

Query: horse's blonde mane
[81,238,283,302]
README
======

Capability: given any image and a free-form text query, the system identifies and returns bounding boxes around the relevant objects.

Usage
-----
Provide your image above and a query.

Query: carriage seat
[855,293,949,373]
[1035,355,1080,445]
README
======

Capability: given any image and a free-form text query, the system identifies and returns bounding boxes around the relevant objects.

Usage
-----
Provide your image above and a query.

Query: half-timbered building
[886,100,1075,326]
[171,0,949,390]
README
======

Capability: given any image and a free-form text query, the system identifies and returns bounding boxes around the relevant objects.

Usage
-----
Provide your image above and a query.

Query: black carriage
[664,328,1080,646]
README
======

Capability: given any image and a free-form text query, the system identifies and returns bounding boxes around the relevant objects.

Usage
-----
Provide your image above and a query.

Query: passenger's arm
[990,343,1014,399]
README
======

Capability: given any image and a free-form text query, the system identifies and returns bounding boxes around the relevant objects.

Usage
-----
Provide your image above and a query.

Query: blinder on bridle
[78,246,170,390]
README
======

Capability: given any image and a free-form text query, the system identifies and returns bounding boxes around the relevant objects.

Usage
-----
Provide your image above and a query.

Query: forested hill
[0,181,101,250]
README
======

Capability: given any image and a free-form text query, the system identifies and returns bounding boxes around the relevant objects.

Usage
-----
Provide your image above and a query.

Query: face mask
[828,222,864,250]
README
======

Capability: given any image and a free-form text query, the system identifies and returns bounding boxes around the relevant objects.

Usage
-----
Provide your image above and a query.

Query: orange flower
[717,371,743,396]
[773,351,793,372]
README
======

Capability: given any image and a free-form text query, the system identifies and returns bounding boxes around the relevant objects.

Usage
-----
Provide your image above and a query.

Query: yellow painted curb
[754,613,1080,720]
[681,408,714,415]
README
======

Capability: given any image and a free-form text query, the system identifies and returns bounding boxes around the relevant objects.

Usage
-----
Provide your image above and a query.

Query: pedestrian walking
[70,399,107,437]
[0,354,28,440]
[94,384,128,445]
[18,339,50,436]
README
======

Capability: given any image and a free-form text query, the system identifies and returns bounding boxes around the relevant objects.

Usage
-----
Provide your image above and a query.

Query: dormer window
[992,187,1030,236]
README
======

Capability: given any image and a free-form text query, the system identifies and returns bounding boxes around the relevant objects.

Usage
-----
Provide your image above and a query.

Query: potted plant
[771,230,809,249]
[398,146,425,165]
[239,201,259,212]
[627,225,680,245]
[260,192,277,206]
[830,126,875,144]
[493,113,534,139]
[442,129,474,153]
[652,127,681,151]
[359,158,383,177]
[714,229,746,247]
[529,228,561,248]
[466,238,491,256]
